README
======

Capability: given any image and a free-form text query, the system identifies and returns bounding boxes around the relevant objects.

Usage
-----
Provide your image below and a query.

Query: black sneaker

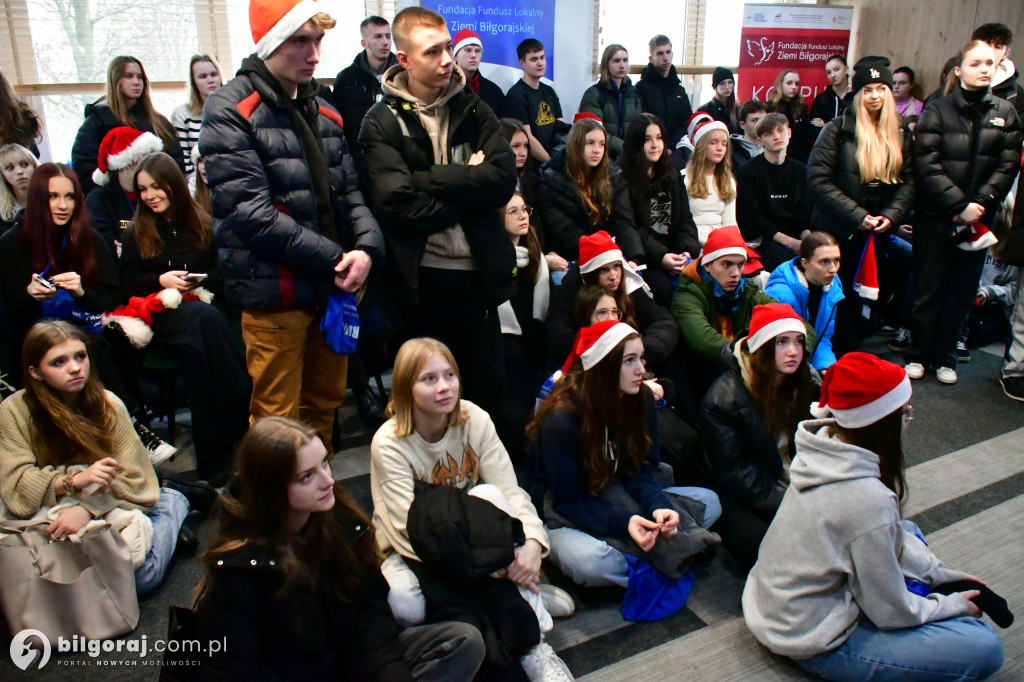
[133,420,178,466]
[1001,376,1024,402]
[161,474,218,516]
[956,341,972,363]
[175,511,203,558]
[889,328,911,353]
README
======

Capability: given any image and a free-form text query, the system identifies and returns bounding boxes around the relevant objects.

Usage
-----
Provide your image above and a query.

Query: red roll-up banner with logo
[739,4,854,103]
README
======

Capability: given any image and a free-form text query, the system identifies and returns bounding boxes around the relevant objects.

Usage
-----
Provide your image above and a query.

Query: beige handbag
[0,518,140,641]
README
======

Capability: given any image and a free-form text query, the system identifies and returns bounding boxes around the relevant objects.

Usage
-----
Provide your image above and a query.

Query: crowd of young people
[0,3,1021,680]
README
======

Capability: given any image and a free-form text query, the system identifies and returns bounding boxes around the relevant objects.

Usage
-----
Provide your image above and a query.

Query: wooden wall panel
[830,0,1023,100]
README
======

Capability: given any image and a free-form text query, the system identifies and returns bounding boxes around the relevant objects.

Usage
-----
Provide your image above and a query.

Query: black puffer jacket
[195,512,415,681]
[697,97,739,135]
[636,64,693,149]
[536,157,644,262]
[628,165,701,264]
[199,56,383,311]
[545,266,678,372]
[699,344,786,519]
[71,101,185,197]
[359,66,517,305]
[84,181,135,258]
[914,87,1021,222]
[333,51,398,173]
[807,108,916,241]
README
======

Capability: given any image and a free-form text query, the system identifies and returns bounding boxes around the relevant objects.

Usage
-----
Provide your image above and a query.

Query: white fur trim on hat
[255,0,322,60]
[700,245,747,266]
[580,248,623,274]
[825,374,911,429]
[580,322,636,371]
[692,120,729,147]
[101,315,154,348]
[747,317,807,354]
[94,131,164,187]
[454,35,483,56]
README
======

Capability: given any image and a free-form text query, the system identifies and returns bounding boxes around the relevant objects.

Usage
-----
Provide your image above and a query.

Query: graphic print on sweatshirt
[425,443,480,488]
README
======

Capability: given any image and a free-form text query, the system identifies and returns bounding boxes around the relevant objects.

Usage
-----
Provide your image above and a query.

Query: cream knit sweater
[0,390,160,518]
[370,399,548,560]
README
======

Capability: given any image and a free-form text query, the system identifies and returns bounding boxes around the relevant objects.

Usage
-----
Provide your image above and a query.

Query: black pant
[150,301,251,478]
[712,495,772,573]
[409,268,505,421]
[644,266,677,309]
[756,238,798,273]
[908,218,987,369]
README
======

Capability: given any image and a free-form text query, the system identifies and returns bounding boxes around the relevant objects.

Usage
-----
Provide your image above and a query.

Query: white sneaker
[521,642,575,682]
[936,366,958,384]
[539,584,575,618]
[133,420,178,466]
[905,362,926,380]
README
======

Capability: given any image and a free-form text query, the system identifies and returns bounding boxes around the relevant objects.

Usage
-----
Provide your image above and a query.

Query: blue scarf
[701,267,746,315]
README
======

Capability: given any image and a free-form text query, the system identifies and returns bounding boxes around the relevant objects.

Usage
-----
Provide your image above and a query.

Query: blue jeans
[134,487,188,595]
[793,616,1003,681]
[547,486,721,588]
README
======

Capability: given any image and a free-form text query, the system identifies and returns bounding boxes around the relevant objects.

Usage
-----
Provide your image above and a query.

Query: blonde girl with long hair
[806,57,915,355]
[72,56,185,196]
[0,143,38,234]
[684,118,737,245]
[171,54,224,177]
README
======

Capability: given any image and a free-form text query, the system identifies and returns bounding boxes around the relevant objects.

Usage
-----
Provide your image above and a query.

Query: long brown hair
[128,152,211,260]
[104,56,176,151]
[196,417,378,605]
[771,69,804,111]
[504,191,542,287]
[743,336,815,445]
[0,71,42,148]
[853,88,903,184]
[527,332,650,495]
[833,409,907,506]
[565,118,612,225]
[580,271,636,328]
[186,54,223,117]
[22,163,98,283]
[685,130,736,202]
[598,44,628,86]
[944,40,993,95]
[22,321,116,467]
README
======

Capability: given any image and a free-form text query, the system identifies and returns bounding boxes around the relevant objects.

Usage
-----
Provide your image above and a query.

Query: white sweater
[370,399,548,560]
[683,170,737,245]
[742,419,968,659]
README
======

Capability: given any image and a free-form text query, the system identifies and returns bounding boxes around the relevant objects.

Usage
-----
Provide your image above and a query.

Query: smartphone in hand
[33,274,56,290]
[182,273,208,285]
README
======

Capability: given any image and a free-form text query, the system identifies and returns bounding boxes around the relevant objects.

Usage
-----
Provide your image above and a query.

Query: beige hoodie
[382,65,476,270]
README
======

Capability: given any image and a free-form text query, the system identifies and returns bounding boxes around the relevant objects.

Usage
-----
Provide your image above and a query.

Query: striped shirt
[171,103,201,177]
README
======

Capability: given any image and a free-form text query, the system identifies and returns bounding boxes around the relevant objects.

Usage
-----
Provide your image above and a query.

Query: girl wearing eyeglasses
[498,190,550,460]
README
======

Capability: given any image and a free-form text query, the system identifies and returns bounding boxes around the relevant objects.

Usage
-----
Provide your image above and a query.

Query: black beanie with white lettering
[852,55,894,94]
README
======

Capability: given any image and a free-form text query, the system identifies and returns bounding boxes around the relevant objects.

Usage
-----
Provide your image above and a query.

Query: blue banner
[424,0,555,76]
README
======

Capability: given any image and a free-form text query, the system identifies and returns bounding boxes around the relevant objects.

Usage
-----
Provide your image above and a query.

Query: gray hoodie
[742,418,968,659]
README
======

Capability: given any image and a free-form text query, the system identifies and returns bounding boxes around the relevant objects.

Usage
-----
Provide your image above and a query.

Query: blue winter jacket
[764,258,844,371]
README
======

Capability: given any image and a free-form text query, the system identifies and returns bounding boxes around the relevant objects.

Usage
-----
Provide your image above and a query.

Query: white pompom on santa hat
[809,352,911,428]
[250,0,324,60]
[560,320,638,374]
[92,126,164,187]
[746,303,806,354]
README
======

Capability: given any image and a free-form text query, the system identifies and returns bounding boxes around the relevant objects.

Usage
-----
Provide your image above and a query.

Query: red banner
[739,4,854,104]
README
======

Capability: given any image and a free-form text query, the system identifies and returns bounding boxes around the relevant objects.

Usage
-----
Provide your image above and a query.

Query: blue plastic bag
[621,554,694,622]
[320,289,360,355]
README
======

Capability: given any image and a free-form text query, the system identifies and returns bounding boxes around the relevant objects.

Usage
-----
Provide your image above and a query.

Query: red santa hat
[952,222,998,251]
[691,119,729,147]
[579,231,622,274]
[453,29,483,56]
[103,288,213,347]
[810,352,911,428]
[93,127,164,187]
[853,233,879,300]
[574,112,603,125]
[250,0,323,60]
[561,320,638,374]
[687,112,713,140]
[743,245,764,276]
[699,226,748,266]
[747,303,806,354]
